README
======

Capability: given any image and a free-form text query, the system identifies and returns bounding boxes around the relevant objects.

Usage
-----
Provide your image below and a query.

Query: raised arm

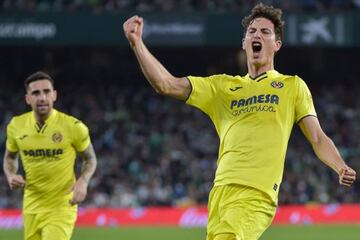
[69,143,97,205]
[123,16,191,101]
[3,149,25,190]
[299,116,356,187]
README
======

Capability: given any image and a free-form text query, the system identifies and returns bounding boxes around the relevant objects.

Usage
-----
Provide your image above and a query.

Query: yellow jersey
[6,109,90,213]
[186,70,316,203]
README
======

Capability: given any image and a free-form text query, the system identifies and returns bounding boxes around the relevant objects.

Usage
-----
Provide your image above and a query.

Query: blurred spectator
[0,70,359,208]
[0,41,359,208]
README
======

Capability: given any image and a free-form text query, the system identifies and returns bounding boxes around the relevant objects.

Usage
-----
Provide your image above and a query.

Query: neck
[34,110,52,127]
[247,61,274,79]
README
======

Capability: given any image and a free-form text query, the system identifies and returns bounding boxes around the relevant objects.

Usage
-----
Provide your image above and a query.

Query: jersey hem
[6,146,18,153]
[77,141,91,153]
[23,206,77,214]
[184,77,193,103]
[214,180,278,205]
[296,114,317,124]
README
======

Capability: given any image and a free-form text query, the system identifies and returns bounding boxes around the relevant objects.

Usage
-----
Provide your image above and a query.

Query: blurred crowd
[0,76,359,208]
[0,43,359,209]
[1,0,360,12]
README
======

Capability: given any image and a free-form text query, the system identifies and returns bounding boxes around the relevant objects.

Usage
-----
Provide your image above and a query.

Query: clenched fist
[123,15,144,48]
[7,174,25,190]
[339,166,356,187]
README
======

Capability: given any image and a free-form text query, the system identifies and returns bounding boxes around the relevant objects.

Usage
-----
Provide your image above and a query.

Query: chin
[251,59,264,67]
[36,110,50,116]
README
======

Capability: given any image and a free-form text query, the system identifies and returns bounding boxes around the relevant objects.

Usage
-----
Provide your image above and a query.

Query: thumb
[17,175,25,180]
[14,175,26,184]
[67,184,75,194]
[69,197,77,206]
[339,166,349,176]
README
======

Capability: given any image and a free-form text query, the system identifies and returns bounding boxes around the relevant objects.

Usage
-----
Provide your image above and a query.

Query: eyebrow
[248,27,272,32]
[30,88,52,94]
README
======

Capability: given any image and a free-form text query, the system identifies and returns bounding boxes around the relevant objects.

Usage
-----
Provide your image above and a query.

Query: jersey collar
[31,109,58,133]
[246,70,279,82]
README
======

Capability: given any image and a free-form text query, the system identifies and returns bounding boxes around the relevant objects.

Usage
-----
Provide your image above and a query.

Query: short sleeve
[6,119,19,153]
[72,120,91,152]
[186,75,217,115]
[295,77,317,123]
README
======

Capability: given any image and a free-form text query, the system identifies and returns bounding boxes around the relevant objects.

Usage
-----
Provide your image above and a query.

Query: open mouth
[252,41,262,52]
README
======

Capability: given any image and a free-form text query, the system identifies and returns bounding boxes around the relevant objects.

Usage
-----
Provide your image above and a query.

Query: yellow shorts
[207,184,276,240]
[23,210,77,240]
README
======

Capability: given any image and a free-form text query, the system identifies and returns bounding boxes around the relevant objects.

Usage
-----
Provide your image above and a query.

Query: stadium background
[0,0,360,239]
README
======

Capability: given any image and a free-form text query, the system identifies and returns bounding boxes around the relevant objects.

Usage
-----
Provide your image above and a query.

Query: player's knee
[214,233,237,240]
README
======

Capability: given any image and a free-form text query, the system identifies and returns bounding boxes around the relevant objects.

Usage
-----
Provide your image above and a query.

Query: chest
[15,125,71,151]
[221,79,295,122]
[226,79,292,99]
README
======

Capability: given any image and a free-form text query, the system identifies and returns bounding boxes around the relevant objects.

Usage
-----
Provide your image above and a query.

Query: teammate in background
[3,71,97,240]
[123,3,356,240]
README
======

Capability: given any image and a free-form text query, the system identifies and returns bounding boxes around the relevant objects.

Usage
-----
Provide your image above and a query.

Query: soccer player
[123,3,356,240]
[3,71,97,240]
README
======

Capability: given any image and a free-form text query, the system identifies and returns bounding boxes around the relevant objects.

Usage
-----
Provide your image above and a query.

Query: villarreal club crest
[52,131,63,143]
[271,81,284,89]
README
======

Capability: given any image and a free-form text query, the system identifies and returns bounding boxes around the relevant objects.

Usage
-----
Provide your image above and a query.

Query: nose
[38,92,47,101]
[253,30,261,39]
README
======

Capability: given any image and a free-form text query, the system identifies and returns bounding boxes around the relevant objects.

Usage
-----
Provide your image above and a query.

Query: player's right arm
[3,119,25,190]
[123,16,191,101]
[3,149,25,190]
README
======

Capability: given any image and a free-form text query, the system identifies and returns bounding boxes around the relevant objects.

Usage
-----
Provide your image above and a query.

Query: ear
[274,39,282,52]
[53,90,57,102]
[242,38,245,50]
[25,94,31,105]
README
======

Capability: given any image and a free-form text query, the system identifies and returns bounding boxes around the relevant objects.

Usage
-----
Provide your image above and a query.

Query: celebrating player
[3,71,97,240]
[123,3,356,240]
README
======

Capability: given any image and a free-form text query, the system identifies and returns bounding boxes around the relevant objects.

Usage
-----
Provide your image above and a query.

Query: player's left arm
[70,143,97,205]
[299,116,356,187]
[69,119,97,205]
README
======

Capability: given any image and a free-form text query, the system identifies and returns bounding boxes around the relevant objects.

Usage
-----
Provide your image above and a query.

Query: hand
[7,174,25,190]
[123,15,144,48]
[339,166,356,187]
[69,178,88,206]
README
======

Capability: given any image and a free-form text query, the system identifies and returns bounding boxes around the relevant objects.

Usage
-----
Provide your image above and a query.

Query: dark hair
[242,3,284,41]
[24,71,54,90]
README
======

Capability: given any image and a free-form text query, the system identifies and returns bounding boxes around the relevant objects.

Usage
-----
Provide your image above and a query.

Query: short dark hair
[24,71,54,91]
[242,3,284,41]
